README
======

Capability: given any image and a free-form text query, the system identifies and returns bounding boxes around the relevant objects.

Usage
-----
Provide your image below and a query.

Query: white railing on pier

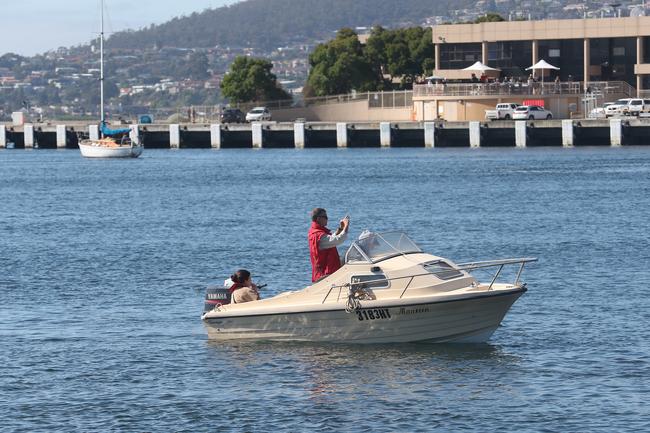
[413,81,634,98]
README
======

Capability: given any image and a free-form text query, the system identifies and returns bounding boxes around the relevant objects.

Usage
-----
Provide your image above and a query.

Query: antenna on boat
[100,0,105,138]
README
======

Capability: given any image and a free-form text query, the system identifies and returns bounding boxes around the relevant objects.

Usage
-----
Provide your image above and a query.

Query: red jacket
[308,222,342,282]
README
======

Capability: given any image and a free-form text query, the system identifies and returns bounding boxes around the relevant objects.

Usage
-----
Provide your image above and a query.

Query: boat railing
[321,257,537,304]
[455,257,538,290]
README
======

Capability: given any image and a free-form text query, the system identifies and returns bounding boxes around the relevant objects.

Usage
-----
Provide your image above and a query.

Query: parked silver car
[245,107,272,122]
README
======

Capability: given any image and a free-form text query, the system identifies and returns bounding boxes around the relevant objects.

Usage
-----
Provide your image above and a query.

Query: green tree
[220,56,290,103]
[474,13,505,23]
[306,28,378,96]
[365,27,433,90]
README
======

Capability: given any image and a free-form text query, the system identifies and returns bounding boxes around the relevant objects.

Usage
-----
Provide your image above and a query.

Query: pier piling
[210,124,221,149]
[424,122,435,148]
[469,121,481,148]
[24,124,34,148]
[515,121,527,148]
[380,122,391,147]
[610,119,623,147]
[251,123,263,149]
[130,125,140,146]
[336,123,348,148]
[56,125,67,148]
[561,120,574,147]
[169,124,180,149]
[89,125,99,141]
[294,122,305,149]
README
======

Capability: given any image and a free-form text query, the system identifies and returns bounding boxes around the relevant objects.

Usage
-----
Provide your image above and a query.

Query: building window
[613,47,625,56]
[549,49,561,57]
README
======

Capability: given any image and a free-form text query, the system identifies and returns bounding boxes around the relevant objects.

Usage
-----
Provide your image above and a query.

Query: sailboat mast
[100,0,105,132]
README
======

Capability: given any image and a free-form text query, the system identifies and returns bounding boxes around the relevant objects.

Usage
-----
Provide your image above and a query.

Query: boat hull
[79,141,143,158]
[203,288,525,344]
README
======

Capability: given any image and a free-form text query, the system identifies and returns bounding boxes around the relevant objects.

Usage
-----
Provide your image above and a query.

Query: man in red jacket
[308,208,350,282]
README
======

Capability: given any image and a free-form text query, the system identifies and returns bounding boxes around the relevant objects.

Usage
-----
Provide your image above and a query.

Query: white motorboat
[202,231,536,344]
[79,0,143,159]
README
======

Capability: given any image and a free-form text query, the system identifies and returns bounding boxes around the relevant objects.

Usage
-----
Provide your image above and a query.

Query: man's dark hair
[311,207,327,222]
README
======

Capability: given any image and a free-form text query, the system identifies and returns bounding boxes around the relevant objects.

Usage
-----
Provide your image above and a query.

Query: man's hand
[339,216,350,233]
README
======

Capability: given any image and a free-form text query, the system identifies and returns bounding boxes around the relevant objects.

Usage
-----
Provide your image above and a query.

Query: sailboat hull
[79,141,143,158]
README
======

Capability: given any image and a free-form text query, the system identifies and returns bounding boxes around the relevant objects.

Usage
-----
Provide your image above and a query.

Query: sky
[0,0,239,56]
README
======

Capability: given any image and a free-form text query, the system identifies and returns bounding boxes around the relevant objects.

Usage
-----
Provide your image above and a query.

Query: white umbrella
[462,61,501,72]
[526,59,560,86]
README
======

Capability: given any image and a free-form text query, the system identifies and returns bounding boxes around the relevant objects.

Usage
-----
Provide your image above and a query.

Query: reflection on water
[206,340,520,399]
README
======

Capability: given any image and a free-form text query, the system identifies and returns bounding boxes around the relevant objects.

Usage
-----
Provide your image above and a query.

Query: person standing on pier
[308,208,350,282]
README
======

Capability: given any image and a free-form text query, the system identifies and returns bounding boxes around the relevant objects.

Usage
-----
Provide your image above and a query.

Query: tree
[306,28,378,96]
[365,27,433,90]
[221,56,290,103]
[474,13,505,23]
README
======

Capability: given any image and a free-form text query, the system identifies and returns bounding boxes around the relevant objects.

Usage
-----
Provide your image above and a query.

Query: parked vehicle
[605,98,633,117]
[619,98,650,116]
[245,107,272,122]
[485,103,520,120]
[512,105,553,120]
[220,108,246,123]
[589,102,614,119]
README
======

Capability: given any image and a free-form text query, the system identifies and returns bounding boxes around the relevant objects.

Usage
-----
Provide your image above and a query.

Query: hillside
[107,0,469,49]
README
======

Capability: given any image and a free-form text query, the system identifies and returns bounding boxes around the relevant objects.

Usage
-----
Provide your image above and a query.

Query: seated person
[226,269,260,304]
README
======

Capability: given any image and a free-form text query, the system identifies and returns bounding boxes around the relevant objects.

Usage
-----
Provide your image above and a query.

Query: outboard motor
[204,284,231,313]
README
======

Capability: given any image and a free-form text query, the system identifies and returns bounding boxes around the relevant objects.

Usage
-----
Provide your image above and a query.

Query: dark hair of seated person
[231,269,251,284]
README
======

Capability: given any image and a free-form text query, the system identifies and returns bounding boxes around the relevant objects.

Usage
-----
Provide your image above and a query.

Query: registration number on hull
[356,308,392,321]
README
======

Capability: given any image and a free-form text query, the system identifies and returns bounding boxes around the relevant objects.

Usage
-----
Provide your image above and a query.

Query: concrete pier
[515,121,527,148]
[424,122,435,148]
[169,124,180,149]
[610,118,623,147]
[380,122,391,147]
[294,122,305,149]
[336,123,348,148]
[24,124,34,148]
[210,124,221,149]
[2,119,649,150]
[469,121,481,148]
[561,120,574,147]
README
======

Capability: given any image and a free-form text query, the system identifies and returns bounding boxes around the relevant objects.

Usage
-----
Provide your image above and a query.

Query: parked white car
[619,98,650,116]
[485,103,520,120]
[589,102,614,119]
[605,98,633,117]
[512,105,553,120]
[245,107,272,122]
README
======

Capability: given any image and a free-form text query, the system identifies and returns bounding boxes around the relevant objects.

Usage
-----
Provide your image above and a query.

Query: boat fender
[204,285,232,313]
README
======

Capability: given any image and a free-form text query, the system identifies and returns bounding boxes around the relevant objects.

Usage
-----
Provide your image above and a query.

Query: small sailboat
[79,0,143,158]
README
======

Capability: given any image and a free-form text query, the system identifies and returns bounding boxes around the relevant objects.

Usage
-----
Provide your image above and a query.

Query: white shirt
[318,229,348,249]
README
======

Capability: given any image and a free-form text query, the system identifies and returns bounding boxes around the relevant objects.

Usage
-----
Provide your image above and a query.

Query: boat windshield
[345,231,422,263]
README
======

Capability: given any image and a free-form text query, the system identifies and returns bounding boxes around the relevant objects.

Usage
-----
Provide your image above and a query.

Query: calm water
[1,147,649,432]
